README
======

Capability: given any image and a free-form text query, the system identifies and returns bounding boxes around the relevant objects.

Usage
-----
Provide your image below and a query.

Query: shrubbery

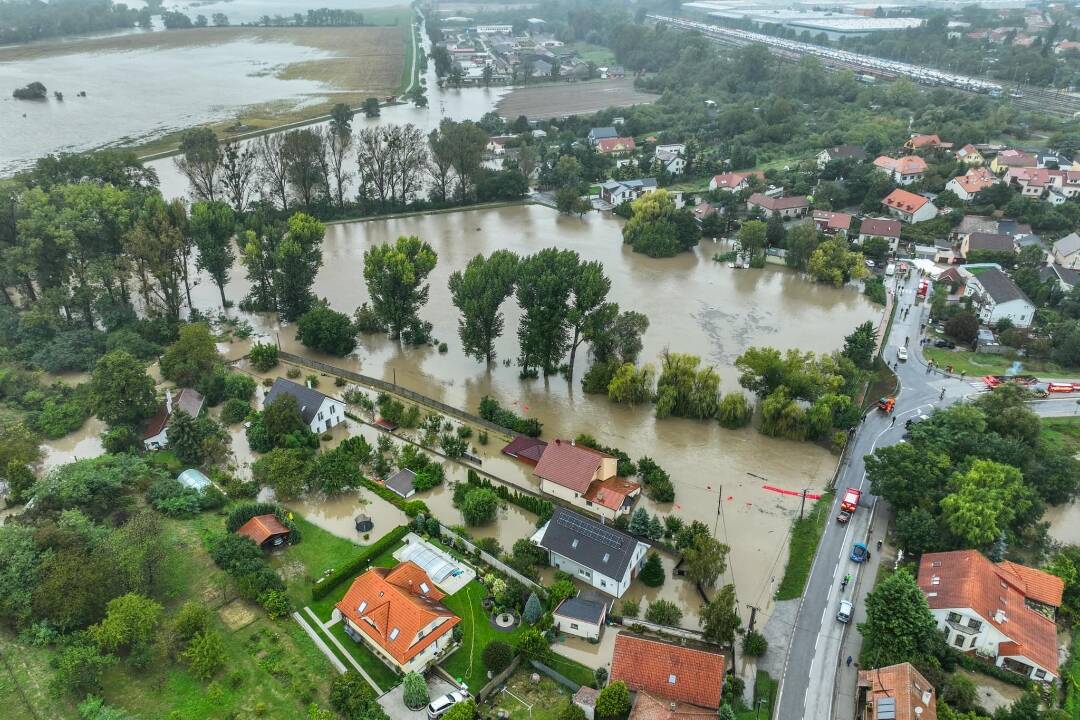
[478,395,541,436]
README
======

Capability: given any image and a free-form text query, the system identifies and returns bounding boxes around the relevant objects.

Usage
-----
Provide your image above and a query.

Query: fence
[529,659,581,693]
[613,617,707,642]
[477,656,523,700]
[439,523,545,593]
[277,351,520,439]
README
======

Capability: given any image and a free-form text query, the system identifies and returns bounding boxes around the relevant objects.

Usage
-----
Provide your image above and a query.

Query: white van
[885,263,896,276]
[836,599,853,623]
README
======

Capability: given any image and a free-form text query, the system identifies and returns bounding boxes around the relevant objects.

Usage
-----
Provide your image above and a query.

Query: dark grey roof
[824,144,867,161]
[385,469,416,498]
[538,506,646,579]
[1052,263,1080,288]
[974,268,1032,305]
[589,127,618,141]
[264,378,331,425]
[966,232,1014,253]
[555,595,607,624]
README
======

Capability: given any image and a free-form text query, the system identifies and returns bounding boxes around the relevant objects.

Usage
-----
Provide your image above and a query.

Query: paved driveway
[378,674,457,720]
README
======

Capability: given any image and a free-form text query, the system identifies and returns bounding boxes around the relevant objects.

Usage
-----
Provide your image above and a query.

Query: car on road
[933,339,956,349]
[905,413,930,430]
[428,691,471,720]
[896,346,908,361]
[850,542,868,563]
[836,599,853,623]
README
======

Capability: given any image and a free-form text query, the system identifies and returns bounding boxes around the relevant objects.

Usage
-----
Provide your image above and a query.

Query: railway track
[650,13,1080,118]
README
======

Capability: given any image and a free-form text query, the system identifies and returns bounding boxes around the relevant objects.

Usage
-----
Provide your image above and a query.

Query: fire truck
[837,487,861,524]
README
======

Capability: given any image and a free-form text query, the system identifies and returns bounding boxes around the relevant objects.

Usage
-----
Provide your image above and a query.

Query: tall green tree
[190,201,236,308]
[566,260,611,382]
[175,127,221,202]
[160,324,220,387]
[622,190,699,257]
[699,584,740,644]
[296,304,357,356]
[859,569,942,668]
[90,350,157,428]
[448,250,519,364]
[515,249,579,375]
[941,459,1031,547]
[842,321,878,370]
[275,213,325,321]
[683,533,729,589]
[363,236,438,340]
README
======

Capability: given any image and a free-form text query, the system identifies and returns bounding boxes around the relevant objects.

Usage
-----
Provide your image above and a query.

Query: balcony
[946,618,981,635]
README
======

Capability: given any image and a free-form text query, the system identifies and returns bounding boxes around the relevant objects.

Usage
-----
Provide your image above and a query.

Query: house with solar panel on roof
[531,506,649,598]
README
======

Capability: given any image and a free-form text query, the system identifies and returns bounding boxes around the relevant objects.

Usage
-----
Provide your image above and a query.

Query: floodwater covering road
[182,202,881,625]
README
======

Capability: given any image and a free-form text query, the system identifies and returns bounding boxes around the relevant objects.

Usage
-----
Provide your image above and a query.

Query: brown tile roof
[534,439,607,493]
[883,189,930,212]
[335,561,459,666]
[142,388,205,439]
[812,210,852,231]
[859,217,902,238]
[236,514,290,546]
[710,171,762,189]
[918,550,1061,674]
[610,634,725,710]
[583,475,641,511]
[597,137,636,154]
[629,692,718,720]
[747,193,808,211]
[907,133,944,149]
[502,436,548,464]
[957,144,981,159]
[857,663,937,720]
[996,149,1036,167]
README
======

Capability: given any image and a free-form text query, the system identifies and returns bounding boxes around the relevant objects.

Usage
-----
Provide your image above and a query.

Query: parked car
[933,339,956,349]
[896,346,908,362]
[428,691,471,720]
[836,599,853,623]
[865,259,876,268]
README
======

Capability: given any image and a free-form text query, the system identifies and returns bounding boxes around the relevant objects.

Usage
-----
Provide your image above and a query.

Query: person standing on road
[891,416,896,426]
[846,656,852,667]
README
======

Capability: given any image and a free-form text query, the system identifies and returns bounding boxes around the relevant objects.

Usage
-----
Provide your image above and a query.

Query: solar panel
[556,511,626,550]
[876,698,896,720]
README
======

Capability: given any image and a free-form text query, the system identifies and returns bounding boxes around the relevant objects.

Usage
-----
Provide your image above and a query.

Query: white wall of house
[929,607,1055,681]
[964,284,1035,327]
[945,178,975,201]
[549,542,646,598]
[143,428,168,451]
[554,613,603,640]
[338,613,454,674]
[539,479,587,507]
[858,233,900,253]
[309,397,345,434]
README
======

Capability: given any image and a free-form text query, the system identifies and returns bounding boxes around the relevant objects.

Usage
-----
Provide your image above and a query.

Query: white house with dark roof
[816,144,867,169]
[553,594,608,640]
[600,178,657,207]
[1054,233,1080,269]
[588,127,618,146]
[262,378,345,434]
[963,268,1035,328]
[143,388,205,451]
[531,506,649,598]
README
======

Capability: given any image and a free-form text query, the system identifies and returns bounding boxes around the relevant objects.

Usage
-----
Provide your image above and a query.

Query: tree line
[0,0,144,44]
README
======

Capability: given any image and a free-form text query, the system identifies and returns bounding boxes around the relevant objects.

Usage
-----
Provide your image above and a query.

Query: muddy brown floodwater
[186,203,881,623]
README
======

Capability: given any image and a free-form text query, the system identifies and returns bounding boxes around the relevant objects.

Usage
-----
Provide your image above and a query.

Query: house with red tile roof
[856,662,937,720]
[629,693,718,720]
[708,171,762,192]
[610,634,725,710]
[812,210,852,237]
[746,193,809,219]
[955,144,984,166]
[1005,166,1064,199]
[882,189,938,224]
[533,439,640,520]
[335,561,460,673]
[873,155,928,186]
[905,134,950,151]
[596,137,637,156]
[918,550,1063,681]
[946,167,998,201]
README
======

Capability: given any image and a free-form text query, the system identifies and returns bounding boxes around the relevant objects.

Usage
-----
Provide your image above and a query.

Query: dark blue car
[850,542,868,563]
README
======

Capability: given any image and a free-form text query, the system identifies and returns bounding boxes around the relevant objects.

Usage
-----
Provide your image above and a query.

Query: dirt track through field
[495,78,658,119]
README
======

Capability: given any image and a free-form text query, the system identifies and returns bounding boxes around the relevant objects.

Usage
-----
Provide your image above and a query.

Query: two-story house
[600,178,657,207]
[990,149,1037,175]
[945,167,997,201]
[905,133,950,152]
[334,562,460,674]
[531,506,649,598]
[708,171,762,192]
[882,189,938,224]
[812,210,852,237]
[654,144,686,175]
[856,217,903,253]
[264,378,346,434]
[918,550,1062,682]
[533,439,641,520]
[963,268,1036,327]
[816,144,868,169]
[955,144,984,166]
[1053,233,1080,269]
[611,634,725,710]
[587,127,618,146]
[596,137,637,156]
[747,193,809,219]
[874,155,928,186]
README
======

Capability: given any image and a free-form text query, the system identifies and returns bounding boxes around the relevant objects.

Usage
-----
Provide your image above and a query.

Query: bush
[286,367,301,379]
[170,602,211,653]
[645,599,683,626]
[223,372,256,401]
[147,478,202,517]
[181,630,226,680]
[456,486,500,525]
[330,672,376,718]
[595,681,631,720]
[402,671,429,710]
[620,599,639,618]
[443,700,477,720]
[717,393,753,429]
[524,592,543,624]
[102,426,140,454]
[210,534,264,573]
[478,395,542,436]
[258,589,291,619]
[945,312,979,344]
[482,640,515,673]
[639,553,665,587]
[742,630,768,657]
[249,343,279,372]
[296,305,358,356]
[221,398,251,424]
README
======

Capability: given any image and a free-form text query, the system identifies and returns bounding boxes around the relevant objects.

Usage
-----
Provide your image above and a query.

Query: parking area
[378,673,458,720]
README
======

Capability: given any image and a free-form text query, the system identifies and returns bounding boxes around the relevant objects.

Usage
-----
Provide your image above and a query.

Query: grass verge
[734,671,777,720]
[325,621,400,692]
[1041,416,1080,454]
[1063,627,1080,719]
[774,491,835,601]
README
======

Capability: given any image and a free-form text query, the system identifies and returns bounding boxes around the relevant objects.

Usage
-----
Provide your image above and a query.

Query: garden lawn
[488,669,572,720]
[922,346,1073,378]
[775,491,835,601]
[1041,417,1080,455]
[441,580,522,692]
[274,514,366,609]
[0,629,77,720]
[325,620,401,692]
[565,41,615,65]
[544,652,597,688]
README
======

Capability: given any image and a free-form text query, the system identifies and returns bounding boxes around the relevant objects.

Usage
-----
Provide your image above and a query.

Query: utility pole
[747,604,759,633]
[799,488,809,520]
[712,486,723,537]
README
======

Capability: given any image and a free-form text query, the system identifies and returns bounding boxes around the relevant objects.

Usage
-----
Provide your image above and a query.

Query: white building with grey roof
[263,378,345,434]
[963,268,1036,328]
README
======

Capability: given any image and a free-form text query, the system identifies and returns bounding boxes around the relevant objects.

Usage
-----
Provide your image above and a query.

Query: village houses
[533,438,641,521]
[264,378,345,435]
[747,192,809,219]
[874,155,928,186]
[882,189,938,223]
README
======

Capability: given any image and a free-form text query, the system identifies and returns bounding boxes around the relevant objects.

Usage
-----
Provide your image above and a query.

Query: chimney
[555,439,561,445]
[165,389,173,414]
[995,609,1008,623]
[571,438,575,446]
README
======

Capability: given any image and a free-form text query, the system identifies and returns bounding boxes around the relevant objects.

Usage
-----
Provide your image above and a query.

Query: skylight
[571,539,579,548]
[358,601,367,613]
[668,675,677,685]
[389,628,400,641]
[602,553,610,563]
[420,582,430,594]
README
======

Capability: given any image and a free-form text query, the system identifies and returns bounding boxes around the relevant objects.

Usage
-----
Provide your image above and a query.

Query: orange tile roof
[236,514,290,546]
[534,439,607,494]
[583,475,641,511]
[857,663,937,720]
[630,693,718,720]
[710,171,762,189]
[918,550,1061,674]
[895,156,928,175]
[813,210,852,231]
[597,137,636,154]
[335,562,459,666]
[907,134,943,149]
[951,167,997,194]
[611,634,724,710]
[883,189,930,212]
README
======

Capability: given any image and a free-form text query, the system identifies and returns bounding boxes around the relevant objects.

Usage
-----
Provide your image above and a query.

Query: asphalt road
[775,270,958,720]
[774,271,1080,719]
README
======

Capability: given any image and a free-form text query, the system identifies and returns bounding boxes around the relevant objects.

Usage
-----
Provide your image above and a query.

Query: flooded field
[0,25,403,174]
[187,203,880,622]
[495,78,658,120]
[40,416,106,471]
[1045,501,1080,545]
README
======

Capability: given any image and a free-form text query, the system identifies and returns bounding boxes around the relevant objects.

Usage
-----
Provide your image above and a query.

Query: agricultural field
[496,78,656,119]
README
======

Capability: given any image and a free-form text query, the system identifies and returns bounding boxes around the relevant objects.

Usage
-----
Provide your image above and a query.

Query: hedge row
[949,650,1033,690]
[311,524,411,601]
[466,469,553,524]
